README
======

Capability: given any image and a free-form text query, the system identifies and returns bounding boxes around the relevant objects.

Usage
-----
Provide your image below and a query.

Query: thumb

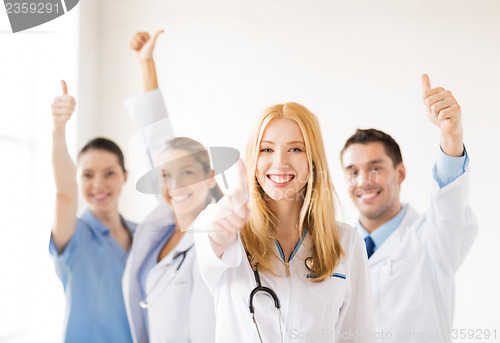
[150,30,164,47]
[229,159,249,208]
[421,74,431,91]
[61,80,68,95]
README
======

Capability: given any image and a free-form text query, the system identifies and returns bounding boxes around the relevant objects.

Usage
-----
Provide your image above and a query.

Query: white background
[0,0,499,341]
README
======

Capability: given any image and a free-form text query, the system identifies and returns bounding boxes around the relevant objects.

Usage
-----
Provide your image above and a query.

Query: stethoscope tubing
[139,244,194,309]
[248,256,318,343]
[249,265,284,343]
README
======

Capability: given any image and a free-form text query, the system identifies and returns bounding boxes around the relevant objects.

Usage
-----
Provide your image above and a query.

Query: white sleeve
[189,257,216,343]
[420,168,478,274]
[336,232,375,343]
[193,204,244,295]
[125,89,175,202]
[125,89,175,164]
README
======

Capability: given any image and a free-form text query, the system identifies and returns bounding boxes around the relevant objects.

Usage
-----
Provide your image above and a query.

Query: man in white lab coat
[340,74,478,342]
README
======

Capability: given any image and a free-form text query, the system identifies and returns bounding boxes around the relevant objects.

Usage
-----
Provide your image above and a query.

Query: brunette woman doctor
[122,30,220,343]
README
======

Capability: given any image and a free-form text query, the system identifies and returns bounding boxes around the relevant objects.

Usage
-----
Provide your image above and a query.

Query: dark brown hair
[340,129,403,167]
[78,137,126,172]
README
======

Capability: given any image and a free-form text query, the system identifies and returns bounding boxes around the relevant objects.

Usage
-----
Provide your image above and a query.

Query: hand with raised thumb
[204,159,250,257]
[51,80,76,125]
[129,30,164,62]
[421,74,464,156]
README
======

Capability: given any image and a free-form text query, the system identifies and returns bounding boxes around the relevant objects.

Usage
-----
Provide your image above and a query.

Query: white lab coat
[194,210,375,343]
[122,90,216,343]
[367,169,478,342]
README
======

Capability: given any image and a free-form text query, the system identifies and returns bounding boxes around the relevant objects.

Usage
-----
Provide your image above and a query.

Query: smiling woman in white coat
[194,103,375,343]
[121,31,221,343]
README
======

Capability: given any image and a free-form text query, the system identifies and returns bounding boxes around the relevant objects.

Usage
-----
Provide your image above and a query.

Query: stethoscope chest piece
[305,256,314,271]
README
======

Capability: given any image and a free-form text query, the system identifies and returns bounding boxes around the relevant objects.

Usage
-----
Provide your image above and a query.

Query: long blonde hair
[241,102,344,282]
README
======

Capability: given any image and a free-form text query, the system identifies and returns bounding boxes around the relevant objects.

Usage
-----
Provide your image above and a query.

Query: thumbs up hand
[51,80,76,126]
[421,74,464,156]
[204,159,250,257]
[129,30,164,62]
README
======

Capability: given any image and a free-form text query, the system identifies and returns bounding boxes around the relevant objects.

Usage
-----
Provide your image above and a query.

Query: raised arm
[126,30,175,202]
[420,74,477,273]
[51,80,78,253]
[129,30,164,92]
[193,160,249,293]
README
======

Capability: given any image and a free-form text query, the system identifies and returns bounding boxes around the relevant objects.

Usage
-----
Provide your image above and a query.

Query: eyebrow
[367,160,385,165]
[82,166,118,172]
[163,163,196,170]
[261,140,305,145]
[344,160,385,170]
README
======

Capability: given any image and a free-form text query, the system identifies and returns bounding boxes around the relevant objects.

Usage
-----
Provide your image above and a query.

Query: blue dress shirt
[49,209,137,343]
[356,147,469,254]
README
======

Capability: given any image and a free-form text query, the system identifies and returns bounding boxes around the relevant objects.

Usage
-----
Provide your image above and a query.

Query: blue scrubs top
[49,209,137,343]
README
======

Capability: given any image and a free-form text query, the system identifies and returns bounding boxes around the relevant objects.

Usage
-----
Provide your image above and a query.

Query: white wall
[0,6,79,342]
[75,0,499,335]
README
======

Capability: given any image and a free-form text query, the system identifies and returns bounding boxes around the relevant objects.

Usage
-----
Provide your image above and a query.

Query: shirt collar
[355,204,408,250]
[81,208,136,235]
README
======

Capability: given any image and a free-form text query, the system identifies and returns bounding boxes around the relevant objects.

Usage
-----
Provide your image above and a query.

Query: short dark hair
[340,129,403,167]
[78,137,126,172]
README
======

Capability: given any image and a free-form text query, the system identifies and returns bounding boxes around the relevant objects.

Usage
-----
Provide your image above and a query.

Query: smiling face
[256,119,309,202]
[341,142,405,229]
[77,149,127,214]
[159,149,215,220]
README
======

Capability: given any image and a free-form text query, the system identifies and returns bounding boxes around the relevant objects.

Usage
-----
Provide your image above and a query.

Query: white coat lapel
[124,202,175,343]
[368,206,420,266]
[131,203,176,272]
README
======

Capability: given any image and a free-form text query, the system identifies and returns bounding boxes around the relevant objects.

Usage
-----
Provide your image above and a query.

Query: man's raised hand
[421,74,464,156]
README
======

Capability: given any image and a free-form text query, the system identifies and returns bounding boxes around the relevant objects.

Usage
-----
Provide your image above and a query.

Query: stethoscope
[248,257,324,342]
[139,244,194,309]
[249,265,284,343]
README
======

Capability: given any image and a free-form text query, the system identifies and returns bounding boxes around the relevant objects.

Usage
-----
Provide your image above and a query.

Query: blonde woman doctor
[122,31,220,343]
[194,103,375,342]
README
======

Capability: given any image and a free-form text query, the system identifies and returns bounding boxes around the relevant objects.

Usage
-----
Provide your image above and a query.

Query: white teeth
[269,175,293,184]
[171,194,190,203]
[359,191,379,200]
[93,193,109,200]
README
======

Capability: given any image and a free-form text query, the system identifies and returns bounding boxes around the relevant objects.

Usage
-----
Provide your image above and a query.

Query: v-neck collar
[275,228,308,263]
[81,208,134,256]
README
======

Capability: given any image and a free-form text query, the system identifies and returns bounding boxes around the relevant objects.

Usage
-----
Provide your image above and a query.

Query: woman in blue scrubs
[49,81,136,342]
